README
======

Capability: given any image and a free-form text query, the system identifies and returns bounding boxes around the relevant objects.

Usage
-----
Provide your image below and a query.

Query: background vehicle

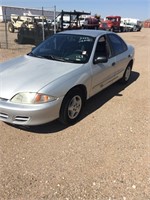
[78,15,89,27]
[51,10,91,31]
[17,21,52,45]
[51,14,70,30]
[103,16,142,32]
[120,18,143,32]
[82,16,99,29]
[99,22,109,30]
[8,14,47,33]
[17,10,91,45]
[103,16,121,32]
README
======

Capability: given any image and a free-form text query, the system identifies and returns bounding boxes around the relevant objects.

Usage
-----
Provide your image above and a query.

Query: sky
[0,0,149,20]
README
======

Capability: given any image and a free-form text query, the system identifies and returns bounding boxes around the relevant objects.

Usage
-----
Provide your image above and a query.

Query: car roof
[57,29,112,37]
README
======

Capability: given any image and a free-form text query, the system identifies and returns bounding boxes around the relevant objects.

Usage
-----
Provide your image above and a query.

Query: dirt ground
[0,28,150,200]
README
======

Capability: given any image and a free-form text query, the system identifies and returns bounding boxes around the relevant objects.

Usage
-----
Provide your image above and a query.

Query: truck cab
[104,16,121,32]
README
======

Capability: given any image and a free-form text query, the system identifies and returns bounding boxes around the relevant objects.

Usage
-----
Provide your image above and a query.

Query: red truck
[103,16,121,31]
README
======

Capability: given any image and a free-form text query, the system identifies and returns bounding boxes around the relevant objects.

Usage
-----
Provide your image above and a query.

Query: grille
[0,112,8,119]
[15,116,29,122]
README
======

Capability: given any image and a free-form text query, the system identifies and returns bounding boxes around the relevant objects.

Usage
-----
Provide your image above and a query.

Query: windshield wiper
[64,58,86,63]
[28,53,78,63]
[42,55,56,60]
[43,55,67,62]
[27,52,44,58]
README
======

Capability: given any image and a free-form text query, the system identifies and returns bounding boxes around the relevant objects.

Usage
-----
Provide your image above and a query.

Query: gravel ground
[0,28,150,200]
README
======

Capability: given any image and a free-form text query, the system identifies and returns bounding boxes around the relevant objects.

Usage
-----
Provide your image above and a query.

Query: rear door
[107,33,130,80]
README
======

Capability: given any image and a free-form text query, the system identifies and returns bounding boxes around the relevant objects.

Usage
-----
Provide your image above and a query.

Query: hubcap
[68,95,82,119]
[125,66,131,81]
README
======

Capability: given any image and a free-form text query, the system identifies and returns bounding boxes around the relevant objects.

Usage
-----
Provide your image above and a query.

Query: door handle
[112,62,116,66]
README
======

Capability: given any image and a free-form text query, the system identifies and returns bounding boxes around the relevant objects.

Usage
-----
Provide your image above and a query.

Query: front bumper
[0,98,63,125]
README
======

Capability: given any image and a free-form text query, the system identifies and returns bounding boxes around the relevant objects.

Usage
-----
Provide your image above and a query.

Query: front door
[91,35,116,96]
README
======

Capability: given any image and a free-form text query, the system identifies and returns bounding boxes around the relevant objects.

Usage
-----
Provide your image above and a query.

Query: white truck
[120,18,142,32]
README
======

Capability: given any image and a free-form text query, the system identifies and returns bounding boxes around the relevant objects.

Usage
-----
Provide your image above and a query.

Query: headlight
[11,92,57,104]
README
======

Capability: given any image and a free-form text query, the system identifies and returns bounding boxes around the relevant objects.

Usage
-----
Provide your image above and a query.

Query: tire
[120,64,132,84]
[8,22,14,33]
[130,28,133,32]
[133,25,137,32]
[110,27,114,32]
[17,33,24,44]
[122,27,125,32]
[120,27,123,32]
[59,88,85,125]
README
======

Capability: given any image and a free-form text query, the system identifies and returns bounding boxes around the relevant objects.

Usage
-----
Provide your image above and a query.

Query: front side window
[94,35,112,60]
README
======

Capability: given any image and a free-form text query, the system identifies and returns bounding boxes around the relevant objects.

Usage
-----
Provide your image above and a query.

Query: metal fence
[0,7,57,49]
[0,19,32,50]
[0,18,9,49]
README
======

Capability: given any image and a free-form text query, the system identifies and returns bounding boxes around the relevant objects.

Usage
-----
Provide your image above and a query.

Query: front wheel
[59,88,85,125]
[120,65,132,84]
[8,22,14,33]
[110,27,114,32]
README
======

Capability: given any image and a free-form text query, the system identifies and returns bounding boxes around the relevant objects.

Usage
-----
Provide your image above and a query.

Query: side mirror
[94,56,108,64]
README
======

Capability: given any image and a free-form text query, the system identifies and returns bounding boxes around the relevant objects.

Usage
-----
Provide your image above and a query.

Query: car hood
[0,55,82,99]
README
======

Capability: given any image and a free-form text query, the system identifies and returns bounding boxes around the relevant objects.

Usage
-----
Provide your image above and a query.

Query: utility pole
[4,7,8,49]
[54,5,56,34]
[42,7,45,41]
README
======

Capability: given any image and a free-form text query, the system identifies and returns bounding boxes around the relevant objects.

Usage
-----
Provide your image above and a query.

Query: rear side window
[108,34,127,56]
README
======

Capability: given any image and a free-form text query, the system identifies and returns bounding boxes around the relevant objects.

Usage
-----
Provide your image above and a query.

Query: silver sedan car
[0,30,134,126]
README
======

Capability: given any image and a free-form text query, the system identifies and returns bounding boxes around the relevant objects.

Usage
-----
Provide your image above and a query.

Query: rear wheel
[133,25,138,32]
[59,88,85,125]
[120,64,132,84]
[17,33,24,44]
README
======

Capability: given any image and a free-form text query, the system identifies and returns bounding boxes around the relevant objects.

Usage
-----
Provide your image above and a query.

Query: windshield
[29,33,95,63]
